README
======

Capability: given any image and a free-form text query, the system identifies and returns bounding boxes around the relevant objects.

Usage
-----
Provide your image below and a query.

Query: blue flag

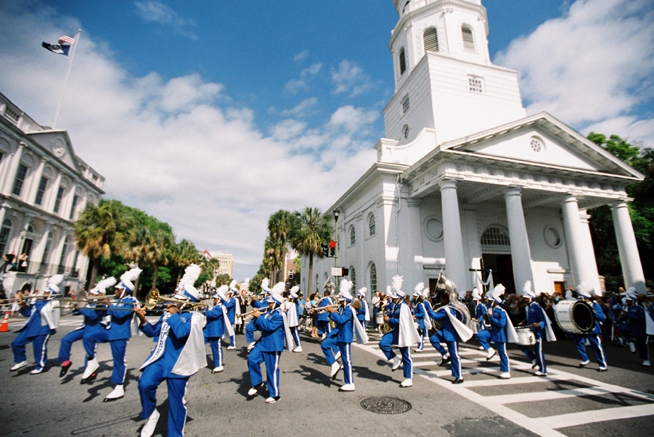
[42,35,75,56]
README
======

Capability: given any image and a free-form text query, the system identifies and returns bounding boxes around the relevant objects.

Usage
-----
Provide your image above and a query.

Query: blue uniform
[519,301,548,373]
[489,306,510,373]
[139,312,197,437]
[378,301,413,380]
[220,296,237,347]
[573,300,608,369]
[57,305,108,364]
[428,306,463,379]
[316,296,334,336]
[248,309,284,398]
[11,300,55,370]
[83,296,137,384]
[204,303,226,368]
[357,299,368,330]
[326,305,355,385]
[245,299,268,343]
[625,303,649,362]
[474,302,492,351]
[414,300,430,351]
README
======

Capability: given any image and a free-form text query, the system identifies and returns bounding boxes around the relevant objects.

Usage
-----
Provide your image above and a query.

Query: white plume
[339,278,352,294]
[121,267,143,284]
[391,275,403,293]
[92,276,117,294]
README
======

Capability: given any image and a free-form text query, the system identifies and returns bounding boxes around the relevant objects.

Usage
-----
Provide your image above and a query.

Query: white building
[204,250,234,279]
[0,92,104,296]
[304,0,645,300]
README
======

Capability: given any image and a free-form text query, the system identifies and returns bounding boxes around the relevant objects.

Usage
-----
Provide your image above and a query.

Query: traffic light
[329,240,336,257]
[321,243,329,257]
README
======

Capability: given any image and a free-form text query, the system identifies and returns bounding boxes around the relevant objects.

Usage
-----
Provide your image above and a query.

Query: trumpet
[237,307,268,319]
[314,303,339,312]
[144,288,206,310]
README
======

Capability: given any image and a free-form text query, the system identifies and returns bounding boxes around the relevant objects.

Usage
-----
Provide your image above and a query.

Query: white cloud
[135,0,198,40]
[0,3,377,279]
[284,63,323,94]
[279,97,318,118]
[495,0,654,148]
[331,60,373,97]
[294,50,309,63]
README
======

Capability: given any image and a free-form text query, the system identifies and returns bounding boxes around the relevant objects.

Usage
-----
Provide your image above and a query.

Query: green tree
[267,210,297,282]
[290,207,332,295]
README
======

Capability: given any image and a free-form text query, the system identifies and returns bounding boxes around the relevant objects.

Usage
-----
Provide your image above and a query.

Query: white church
[303,0,646,299]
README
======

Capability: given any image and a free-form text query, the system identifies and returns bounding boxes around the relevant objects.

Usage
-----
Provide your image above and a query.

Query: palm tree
[267,210,296,282]
[263,236,283,283]
[290,207,332,295]
[129,226,173,297]
[170,239,200,284]
[74,199,133,289]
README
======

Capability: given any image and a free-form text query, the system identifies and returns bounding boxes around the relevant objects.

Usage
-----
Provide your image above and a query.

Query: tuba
[432,272,473,330]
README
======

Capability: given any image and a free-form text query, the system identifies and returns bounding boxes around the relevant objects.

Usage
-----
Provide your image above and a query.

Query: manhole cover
[360,397,412,414]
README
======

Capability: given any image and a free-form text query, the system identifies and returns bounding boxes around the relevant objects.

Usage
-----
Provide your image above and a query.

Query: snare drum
[471,322,479,334]
[516,326,536,346]
[554,300,596,334]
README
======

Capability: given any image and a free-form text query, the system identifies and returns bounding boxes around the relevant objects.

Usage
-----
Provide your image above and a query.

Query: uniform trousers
[83,330,129,384]
[379,332,413,379]
[58,327,84,363]
[519,334,546,373]
[248,347,281,398]
[12,331,51,369]
[476,329,491,350]
[206,337,223,368]
[290,326,301,347]
[573,334,607,368]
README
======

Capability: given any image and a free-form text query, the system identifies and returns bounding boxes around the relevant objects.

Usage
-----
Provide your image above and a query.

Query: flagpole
[52,28,82,130]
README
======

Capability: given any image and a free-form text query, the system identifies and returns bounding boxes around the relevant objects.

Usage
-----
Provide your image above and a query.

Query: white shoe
[330,362,342,379]
[334,351,341,361]
[579,360,590,367]
[140,409,160,437]
[265,396,278,404]
[104,384,124,402]
[82,358,99,380]
[534,370,548,376]
[499,372,511,379]
[391,356,402,371]
[399,379,413,387]
[29,367,43,375]
[531,359,538,369]
[486,347,496,360]
[339,383,355,391]
[478,345,485,351]
[629,342,636,353]
[293,346,303,353]
[212,366,224,373]
[642,360,652,367]
[321,333,326,340]
[247,387,258,396]
[414,348,424,353]
[227,346,236,350]
[247,342,256,352]
[10,361,27,372]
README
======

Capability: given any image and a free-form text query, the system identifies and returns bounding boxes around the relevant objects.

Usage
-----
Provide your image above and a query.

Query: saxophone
[378,300,392,334]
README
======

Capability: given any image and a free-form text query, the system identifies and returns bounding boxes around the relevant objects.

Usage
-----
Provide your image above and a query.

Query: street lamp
[332,209,340,267]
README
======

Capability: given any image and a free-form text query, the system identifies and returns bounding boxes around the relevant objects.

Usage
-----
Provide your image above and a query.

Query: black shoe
[80,372,97,385]
[452,378,464,384]
[438,357,450,367]
[59,361,72,378]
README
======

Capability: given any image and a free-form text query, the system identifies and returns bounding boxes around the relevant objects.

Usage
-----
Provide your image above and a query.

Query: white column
[561,195,593,288]
[401,197,423,288]
[439,180,466,293]
[503,187,534,294]
[579,210,603,295]
[611,201,646,293]
[27,158,47,205]
[2,142,25,194]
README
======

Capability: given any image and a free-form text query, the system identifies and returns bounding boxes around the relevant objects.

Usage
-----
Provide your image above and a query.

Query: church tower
[381,0,526,163]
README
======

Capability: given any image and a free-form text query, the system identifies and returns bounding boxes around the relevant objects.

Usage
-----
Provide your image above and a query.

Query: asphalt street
[0,313,653,437]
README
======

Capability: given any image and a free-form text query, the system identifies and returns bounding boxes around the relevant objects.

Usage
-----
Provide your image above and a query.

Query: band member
[356,287,370,330]
[316,287,334,340]
[378,276,421,387]
[81,267,142,401]
[246,280,270,351]
[412,282,431,352]
[235,282,249,335]
[488,284,516,379]
[135,267,206,437]
[218,281,238,350]
[519,281,556,376]
[58,276,116,377]
[472,288,495,360]
[427,289,473,384]
[572,283,608,371]
[204,285,234,373]
[622,288,650,367]
[286,286,302,352]
[10,275,63,374]
[247,282,293,403]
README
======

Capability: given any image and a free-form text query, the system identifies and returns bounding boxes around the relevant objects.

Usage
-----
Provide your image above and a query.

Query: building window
[424,27,439,53]
[424,217,444,242]
[35,176,48,205]
[58,237,70,274]
[530,136,544,153]
[69,194,79,219]
[54,186,65,213]
[544,225,562,249]
[350,266,356,291]
[41,232,53,265]
[468,76,483,93]
[399,48,406,75]
[0,151,5,163]
[349,225,356,246]
[369,263,377,293]
[12,163,28,196]
[403,125,410,139]
[402,95,410,113]
[480,226,510,246]
[368,213,376,236]
[462,25,475,51]
[0,219,13,256]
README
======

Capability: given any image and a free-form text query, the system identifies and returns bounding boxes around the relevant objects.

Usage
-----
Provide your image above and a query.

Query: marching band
[4,267,654,436]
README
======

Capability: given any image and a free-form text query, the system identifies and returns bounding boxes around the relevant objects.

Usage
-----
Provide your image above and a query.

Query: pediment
[26,130,81,174]
[441,112,643,179]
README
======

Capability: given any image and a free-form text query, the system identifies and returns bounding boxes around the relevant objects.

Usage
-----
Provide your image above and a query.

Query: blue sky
[0,0,652,280]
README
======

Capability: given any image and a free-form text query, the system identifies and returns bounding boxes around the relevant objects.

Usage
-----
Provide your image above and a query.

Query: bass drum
[554,300,596,334]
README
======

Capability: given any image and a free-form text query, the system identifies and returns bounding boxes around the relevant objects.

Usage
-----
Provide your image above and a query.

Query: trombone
[144,288,207,310]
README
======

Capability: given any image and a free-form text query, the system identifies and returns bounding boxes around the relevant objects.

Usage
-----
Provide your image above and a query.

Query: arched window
[12,163,29,197]
[368,213,376,237]
[0,219,13,256]
[399,48,406,75]
[349,225,356,246]
[480,226,510,246]
[350,266,356,291]
[369,263,377,293]
[424,27,439,53]
[462,25,475,51]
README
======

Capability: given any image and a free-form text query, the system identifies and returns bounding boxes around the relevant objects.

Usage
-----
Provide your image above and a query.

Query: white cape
[397,303,421,347]
[349,306,368,344]
[446,306,474,343]
[645,308,654,336]
[421,302,433,331]
[40,300,60,330]
[286,302,299,328]
[222,306,235,338]
[544,311,557,342]
[280,311,294,351]
[499,307,519,343]
[172,312,207,376]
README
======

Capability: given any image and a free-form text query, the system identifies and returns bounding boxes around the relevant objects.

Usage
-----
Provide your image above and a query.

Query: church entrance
[481,253,516,295]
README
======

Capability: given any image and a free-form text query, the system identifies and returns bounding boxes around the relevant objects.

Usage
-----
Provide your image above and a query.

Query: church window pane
[462,25,475,51]
[350,266,356,290]
[468,76,483,93]
[54,186,65,213]
[368,213,376,236]
[350,226,356,245]
[399,48,406,75]
[369,263,377,292]
[424,27,439,53]
[402,96,410,113]
[35,176,48,205]
[481,226,510,245]
[12,163,28,196]
[530,136,544,152]
[0,219,13,256]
